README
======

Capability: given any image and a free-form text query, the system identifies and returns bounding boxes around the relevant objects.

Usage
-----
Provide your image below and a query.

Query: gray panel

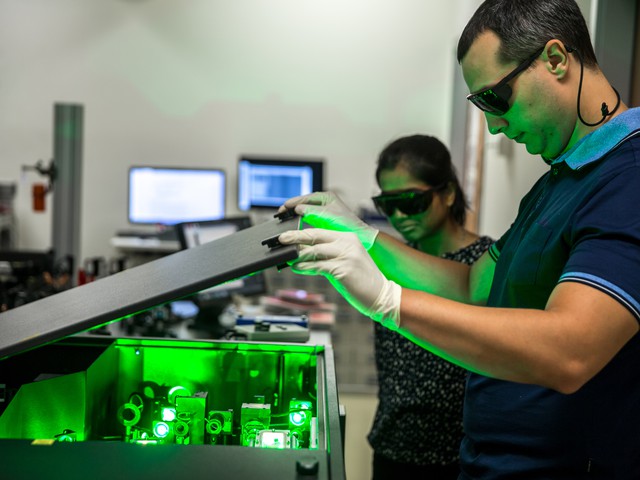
[0,216,300,359]
[594,0,636,105]
[449,50,469,177]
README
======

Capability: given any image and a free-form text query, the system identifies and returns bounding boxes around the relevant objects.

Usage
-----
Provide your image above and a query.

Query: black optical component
[466,46,544,116]
[372,186,445,217]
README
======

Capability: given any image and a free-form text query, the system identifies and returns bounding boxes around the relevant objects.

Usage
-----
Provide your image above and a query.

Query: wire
[572,47,621,127]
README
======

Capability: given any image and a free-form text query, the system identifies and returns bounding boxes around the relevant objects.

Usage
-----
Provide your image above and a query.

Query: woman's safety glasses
[466,47,544,116]
[372,187,445,217]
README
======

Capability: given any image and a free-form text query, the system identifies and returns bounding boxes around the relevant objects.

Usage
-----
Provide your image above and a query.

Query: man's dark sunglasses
[466,47,544,116]
[372,187,446,217]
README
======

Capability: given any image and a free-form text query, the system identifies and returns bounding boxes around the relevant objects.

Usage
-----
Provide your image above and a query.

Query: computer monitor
[174,217,267,334]
[128,166,226,225]
[237,155,324,210]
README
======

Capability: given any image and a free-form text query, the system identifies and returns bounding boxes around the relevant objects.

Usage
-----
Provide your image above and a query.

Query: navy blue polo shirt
[460,108,640,479]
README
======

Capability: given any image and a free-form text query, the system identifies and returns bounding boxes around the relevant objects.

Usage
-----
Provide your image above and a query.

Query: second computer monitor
[237,155,324,210]
[128,166,226,225]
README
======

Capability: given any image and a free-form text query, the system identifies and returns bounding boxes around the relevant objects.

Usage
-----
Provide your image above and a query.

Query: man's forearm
[397,282,638,393]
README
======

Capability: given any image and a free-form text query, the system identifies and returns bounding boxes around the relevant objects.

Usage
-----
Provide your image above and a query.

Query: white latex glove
[280,191,379,250]
[278,228,401,330]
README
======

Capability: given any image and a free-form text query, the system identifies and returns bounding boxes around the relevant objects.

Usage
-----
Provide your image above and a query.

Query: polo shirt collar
[552,107,640,169]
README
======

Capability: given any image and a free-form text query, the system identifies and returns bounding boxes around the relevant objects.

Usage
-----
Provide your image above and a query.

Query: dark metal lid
[0,215,300,359]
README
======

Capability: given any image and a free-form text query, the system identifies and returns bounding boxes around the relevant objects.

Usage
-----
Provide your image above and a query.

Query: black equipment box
[0,336,344,479]
[0,216,346,479]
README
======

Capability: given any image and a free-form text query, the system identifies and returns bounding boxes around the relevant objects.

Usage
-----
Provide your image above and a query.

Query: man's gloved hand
[280,191,379,250]
[278,228,401,330]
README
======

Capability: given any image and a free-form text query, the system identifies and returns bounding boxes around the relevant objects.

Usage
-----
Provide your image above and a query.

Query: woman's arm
[370,230,496,305]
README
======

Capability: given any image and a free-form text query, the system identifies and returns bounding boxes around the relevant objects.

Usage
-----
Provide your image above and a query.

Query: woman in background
[367,135,492,479]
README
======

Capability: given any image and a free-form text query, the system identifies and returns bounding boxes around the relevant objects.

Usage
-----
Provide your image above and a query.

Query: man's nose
[485,114,507,135]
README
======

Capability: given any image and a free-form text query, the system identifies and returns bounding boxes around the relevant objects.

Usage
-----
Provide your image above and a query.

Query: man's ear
[543,39,570,80]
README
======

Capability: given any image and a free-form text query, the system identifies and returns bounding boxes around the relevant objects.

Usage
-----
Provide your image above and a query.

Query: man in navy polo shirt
[277,0,640,477]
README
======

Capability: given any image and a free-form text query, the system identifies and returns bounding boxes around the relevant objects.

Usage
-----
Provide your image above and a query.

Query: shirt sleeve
[560,166,640,321]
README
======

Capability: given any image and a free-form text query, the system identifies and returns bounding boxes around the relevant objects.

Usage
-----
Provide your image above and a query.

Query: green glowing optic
[118,403,141,427]
[162,408,176,422]
[168,386,191,404]
[153,422,170,438]
[260,431,287,449]
[206,418,223,435]
[174,420,189,437]
[290,411,306,426]
[289,400,312,428]
[134,439,158,445]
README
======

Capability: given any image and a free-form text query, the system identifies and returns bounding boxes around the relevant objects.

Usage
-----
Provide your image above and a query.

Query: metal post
[52,103,83,276]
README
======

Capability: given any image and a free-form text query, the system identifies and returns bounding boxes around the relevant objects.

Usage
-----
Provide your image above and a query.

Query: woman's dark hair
[457,0,597,68]
[375,134,468,225]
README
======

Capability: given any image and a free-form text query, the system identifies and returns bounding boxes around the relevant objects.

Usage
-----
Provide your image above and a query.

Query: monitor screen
[128,166,226,225]
[237,156,324,210]
[175,216,266,303]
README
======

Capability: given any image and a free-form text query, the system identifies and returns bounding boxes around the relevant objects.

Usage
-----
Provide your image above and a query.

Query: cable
[571,47,621,127]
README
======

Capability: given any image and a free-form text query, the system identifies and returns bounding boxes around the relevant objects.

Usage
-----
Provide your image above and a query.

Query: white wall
[2,0,601,263]
[1,0,479,263]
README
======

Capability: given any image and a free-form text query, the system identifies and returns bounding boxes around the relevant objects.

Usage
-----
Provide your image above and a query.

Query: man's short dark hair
[457,0,597,68]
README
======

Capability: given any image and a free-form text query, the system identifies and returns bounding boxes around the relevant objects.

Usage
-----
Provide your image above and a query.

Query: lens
[372,197,394,216]
[398,192,433,215]
[153,421,170,438]
[372,190,435,217]
[465,46,542,116]
[469,87,511,115]
[372,196,398,216]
